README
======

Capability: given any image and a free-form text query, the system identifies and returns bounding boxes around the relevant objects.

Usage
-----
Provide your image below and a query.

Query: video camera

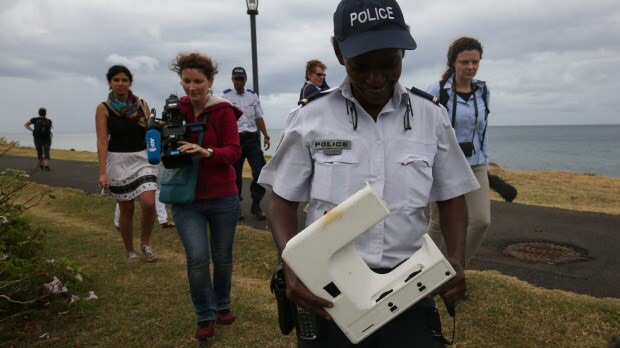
[145,94,206,168]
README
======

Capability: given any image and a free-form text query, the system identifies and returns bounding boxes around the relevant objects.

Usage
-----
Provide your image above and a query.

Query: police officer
[259,0,479,346]
[221,67,270,221]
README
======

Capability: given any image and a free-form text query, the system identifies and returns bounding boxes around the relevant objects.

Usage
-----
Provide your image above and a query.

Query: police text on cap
[350,7,394,26]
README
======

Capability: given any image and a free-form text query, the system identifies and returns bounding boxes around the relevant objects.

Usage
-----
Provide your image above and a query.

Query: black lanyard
[451,82,479,145]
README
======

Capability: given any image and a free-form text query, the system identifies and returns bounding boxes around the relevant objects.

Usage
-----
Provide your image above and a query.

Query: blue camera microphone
[145,128,161,165]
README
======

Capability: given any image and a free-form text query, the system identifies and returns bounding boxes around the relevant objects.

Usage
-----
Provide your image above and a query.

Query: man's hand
[433,258,466,316]
[434,195,468,316]
[263,136,271,151]
[283,262,333,320]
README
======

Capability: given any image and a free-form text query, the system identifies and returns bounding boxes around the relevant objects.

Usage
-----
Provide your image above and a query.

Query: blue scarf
[107,90,147,127]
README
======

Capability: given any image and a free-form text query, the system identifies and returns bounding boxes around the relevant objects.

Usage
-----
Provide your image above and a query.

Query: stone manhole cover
[503,242,587,264]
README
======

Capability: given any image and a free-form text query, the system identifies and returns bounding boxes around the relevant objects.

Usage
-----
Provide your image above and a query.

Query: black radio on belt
[458,141,475,157]
[270,264,319,341]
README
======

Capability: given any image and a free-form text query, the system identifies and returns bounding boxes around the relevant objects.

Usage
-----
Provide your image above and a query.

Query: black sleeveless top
[103,103,147,153]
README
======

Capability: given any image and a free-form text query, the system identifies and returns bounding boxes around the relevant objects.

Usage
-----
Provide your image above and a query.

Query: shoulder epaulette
[246,89,256,94]
[222,88,232,94]
[409,86,441,106]
[298,88,335,106]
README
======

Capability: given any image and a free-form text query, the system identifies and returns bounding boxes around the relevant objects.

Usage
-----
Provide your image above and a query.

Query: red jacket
[178,95,242,200]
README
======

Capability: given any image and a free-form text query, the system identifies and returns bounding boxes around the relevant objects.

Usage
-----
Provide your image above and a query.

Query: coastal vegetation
[0,156,89,337]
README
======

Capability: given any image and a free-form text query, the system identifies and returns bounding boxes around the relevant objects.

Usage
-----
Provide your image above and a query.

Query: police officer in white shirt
[221,67,270,221]
[259,0,479,346]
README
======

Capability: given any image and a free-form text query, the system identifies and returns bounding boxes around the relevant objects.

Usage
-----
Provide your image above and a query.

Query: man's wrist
[263,134,270,140]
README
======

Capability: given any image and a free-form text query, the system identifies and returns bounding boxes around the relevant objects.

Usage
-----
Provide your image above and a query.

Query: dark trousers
[233,132,266,203]
[33,136,51,160]
[297,298,445,348]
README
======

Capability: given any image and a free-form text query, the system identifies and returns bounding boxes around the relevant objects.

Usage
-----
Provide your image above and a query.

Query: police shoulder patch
[222,88,232,94]
[298,88,336,107]
[409,86,440,106]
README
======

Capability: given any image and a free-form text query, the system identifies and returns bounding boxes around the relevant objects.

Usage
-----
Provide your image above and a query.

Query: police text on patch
[350,7,394,26]
[313,140,351,156]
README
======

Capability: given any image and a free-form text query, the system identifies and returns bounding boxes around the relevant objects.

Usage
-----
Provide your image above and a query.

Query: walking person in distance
[24,107,53,171]
[221,67,270,221]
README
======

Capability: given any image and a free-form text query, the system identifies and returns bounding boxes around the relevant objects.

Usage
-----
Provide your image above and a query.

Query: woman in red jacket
[168,52,242,341]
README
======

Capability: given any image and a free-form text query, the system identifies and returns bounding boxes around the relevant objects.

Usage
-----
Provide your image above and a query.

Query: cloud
[0,0,619,133]
[106,54,160,72]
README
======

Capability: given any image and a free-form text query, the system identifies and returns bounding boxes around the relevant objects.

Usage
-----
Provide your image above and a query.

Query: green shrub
[0,164,88,323]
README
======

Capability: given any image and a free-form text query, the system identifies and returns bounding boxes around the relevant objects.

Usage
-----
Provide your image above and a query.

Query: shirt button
[377,176,382,180]
[376,140,382,145]
[372,248,381,254]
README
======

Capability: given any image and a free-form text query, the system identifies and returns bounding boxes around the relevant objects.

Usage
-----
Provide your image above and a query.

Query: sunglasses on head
[314,72,327,78]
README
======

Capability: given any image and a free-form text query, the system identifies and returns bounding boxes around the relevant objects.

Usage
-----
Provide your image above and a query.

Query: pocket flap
[395,140,436,167]
[399,154,432,167]
[314,151,359,164]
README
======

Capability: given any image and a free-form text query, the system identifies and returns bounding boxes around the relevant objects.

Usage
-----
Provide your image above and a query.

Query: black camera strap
[471,88,480,147]
[441,78,489,153]
[479,85,490,152]
[193,112,209,148]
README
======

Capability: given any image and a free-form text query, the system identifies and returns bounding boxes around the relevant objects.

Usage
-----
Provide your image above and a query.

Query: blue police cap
[333,0,416,59]
[232,67,247,78]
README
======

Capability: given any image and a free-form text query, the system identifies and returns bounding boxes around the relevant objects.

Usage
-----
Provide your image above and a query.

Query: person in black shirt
[24,107,53,170]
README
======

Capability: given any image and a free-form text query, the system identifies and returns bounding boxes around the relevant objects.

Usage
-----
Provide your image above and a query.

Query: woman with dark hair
[426,37,492,267]
[95,65,158,262]
[168,52,242,341]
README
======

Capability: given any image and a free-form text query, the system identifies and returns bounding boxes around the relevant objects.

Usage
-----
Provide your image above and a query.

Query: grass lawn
[1,182,618,347]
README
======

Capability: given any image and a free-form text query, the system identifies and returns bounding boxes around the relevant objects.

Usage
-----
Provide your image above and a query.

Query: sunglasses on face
[313,72,327,78]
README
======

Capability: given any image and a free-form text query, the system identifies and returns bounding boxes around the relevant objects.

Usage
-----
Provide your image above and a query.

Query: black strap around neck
[451,83,479,145]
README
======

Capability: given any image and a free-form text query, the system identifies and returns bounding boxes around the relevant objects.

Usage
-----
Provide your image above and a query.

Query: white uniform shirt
[258,77,479,269]
[220,89,264,133]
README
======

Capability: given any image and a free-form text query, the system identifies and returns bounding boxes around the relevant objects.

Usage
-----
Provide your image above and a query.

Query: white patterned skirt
[106,151,158,201]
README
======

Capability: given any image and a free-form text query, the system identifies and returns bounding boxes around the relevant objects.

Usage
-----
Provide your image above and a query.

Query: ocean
[3,125,619,177]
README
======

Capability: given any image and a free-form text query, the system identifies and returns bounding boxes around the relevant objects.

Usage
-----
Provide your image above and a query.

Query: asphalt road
[2,155,618,298]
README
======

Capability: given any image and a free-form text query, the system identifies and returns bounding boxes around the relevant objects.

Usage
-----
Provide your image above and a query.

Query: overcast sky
[1,0,618,134]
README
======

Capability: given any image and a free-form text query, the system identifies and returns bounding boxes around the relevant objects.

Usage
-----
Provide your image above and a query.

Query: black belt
[239,131,257,140]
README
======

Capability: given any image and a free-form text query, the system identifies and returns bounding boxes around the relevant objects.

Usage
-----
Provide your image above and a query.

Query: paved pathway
[2,155,618,298]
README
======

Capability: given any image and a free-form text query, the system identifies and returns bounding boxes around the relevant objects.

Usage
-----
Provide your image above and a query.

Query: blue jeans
[172,194,240,322]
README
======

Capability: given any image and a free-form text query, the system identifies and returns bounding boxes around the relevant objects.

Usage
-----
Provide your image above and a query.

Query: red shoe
[195,320,215,341]
[216,309,236,325]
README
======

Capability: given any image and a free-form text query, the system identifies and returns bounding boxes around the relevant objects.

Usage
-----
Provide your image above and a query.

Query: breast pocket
[311,151,359,205]
[396,140,437,209]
